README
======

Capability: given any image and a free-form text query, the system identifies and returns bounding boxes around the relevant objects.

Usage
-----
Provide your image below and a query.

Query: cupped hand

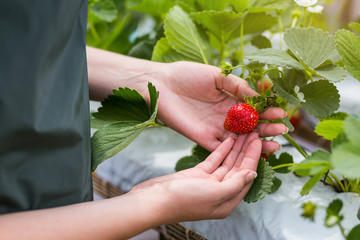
[153,61,287,152]
[130,133,261,222]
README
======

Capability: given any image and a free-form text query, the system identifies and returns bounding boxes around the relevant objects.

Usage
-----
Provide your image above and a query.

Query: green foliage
[247,48,305,70]
[331,116,360,178]
[267,152,293,174]
[244,159,275,203]
[301,202,317,221]
[347,225,360,240]
[284,27,336,70]
[126,0,174,19]
[91,83,159,171]
[175,145,210,171]
[300,80,340,118]
[325,199,343,228]
[251,35,272,49]
[315,119,344,141]
[163,6,209,63]
[191,10,243,44]
[335,27,360,81]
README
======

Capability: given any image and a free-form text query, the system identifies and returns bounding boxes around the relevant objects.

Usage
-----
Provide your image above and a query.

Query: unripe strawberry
[224,103,259,133]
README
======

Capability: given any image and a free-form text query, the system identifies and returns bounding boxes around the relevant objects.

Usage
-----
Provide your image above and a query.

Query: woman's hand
[130,132,261,222]
[153,61,288,152]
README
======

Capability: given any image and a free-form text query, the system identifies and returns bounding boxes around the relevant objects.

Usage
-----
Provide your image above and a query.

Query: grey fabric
[0,0,93,213]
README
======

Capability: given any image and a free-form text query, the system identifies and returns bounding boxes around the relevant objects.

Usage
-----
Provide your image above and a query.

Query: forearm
[86,46,166,102]
[0,192,167,240]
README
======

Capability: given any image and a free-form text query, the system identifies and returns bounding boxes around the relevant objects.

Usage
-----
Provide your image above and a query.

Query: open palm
[154,61,287,152]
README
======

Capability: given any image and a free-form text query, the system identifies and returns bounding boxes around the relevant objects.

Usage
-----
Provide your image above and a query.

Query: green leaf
[174,144,211,171]
[300,80,340,118]
[281,116,294,132]
[251,35,272,49]
[301,202,317,221]
[244,159,275,203]
[228,0,250,12]
[268,152,293,173]
[191,144,211,161]
[284,27,336,69]
[325,199,343,227]
[331,142,360,178]
[126,0,174,18]
[91,83,160,171]
[164,6,209,63]
[92,87,150,122]
[246,49,304,70]
[271,69,308,105]
[314,64,346,82]
[347,224,360,240]
[272,82,301,105]
[175,156,201,171]
[292,149,331,177]
[191,10,243,44]
[335,29,360,81]
[242,12,278,35]
[300,169,327,195]
[152,38,196,63]
[127,40,155,60]
[91,121,149,171]
[349,22,360,36]
[331,132,348,150]
[249,0,290,12]
[314,119,344,141]
[270,177,282,194]
[148,82,159,117]
[90,0,118,22]
[195,0,228,11]
[343,116,360,144]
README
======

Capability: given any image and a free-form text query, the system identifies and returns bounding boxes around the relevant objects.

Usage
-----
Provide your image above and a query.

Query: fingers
[260,107,287,120]
[234,138,262,171]
[211,134,248,181]
[256,122,288,138]
[215,73,258,99]
[213,170,258,218]
[237,138,262,171]
[262,140,282,153]
[196,137,235,174]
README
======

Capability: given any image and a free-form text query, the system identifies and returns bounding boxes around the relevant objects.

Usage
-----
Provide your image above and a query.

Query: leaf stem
[283,133,308,158]
[303,7,307,27]
[328,171,346,192]
[99,12,131,50]
[272,163,297,170]
[262,68,284,78]
[337,222,346,239]
[240,19,245,77]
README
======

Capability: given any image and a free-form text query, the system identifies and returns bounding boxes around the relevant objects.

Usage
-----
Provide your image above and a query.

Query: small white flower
[294,85,306,103]
[308,5,324,13]
[294,0,318,7]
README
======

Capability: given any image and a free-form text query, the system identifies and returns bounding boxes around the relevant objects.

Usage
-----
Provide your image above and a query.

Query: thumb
[219,169,258,201]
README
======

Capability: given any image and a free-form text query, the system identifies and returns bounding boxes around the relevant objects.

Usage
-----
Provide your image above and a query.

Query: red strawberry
[224,103,259,133]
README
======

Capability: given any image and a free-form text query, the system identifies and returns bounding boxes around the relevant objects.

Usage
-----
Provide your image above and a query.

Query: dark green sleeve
[0,0,93,213]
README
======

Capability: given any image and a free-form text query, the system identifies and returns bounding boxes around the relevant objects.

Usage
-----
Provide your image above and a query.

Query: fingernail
[246,171,257,183]
[283,111,288,118]
[277,144,282,151]
[282,127,289,135]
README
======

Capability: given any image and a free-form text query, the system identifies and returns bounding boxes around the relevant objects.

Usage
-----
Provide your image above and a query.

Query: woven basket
[92,173,207,240]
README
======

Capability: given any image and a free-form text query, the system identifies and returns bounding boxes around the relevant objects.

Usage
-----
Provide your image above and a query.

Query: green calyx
[244,92,278,113]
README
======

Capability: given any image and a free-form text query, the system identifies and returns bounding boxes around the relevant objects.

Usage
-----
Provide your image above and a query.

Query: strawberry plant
[89,0,360,238]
